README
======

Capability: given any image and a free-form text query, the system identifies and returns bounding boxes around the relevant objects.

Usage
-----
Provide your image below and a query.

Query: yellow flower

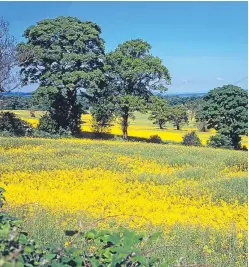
[64,241,72,248]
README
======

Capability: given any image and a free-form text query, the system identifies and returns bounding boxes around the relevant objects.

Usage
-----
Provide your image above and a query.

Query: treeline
[0,93,202,111]
[0,16,248,149]
[0,94,89,111]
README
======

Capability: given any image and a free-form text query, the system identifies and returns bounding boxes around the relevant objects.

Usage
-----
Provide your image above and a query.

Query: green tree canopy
[197,84,248,149]
[169,105,188,130]
[148,95,170,129]
[17,16,106,134]
[105,39,171,139]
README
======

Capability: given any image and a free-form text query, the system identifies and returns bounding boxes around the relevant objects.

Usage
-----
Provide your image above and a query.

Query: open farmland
[4,109,248,147]
[0,136,247,266]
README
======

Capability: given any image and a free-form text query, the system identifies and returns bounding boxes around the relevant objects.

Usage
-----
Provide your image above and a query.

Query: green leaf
[46,253,57,260]
[133,255,146,264]
[51,262,61,267]
[110,247,130,254]
[85,230,95,239]
[19,233,28,244]
[3,263,14,267]
[24,246,33,253]
[107,233,121,245]
[61,256,71,263]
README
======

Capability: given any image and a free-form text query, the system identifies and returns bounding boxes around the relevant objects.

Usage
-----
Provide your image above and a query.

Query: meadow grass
[0,136,247,266]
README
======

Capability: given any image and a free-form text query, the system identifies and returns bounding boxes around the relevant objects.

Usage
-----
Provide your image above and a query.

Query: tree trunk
[176,124,180,130]
[122,113,129,140]
[67,89,79,134]
[231,132,241,150]
[159,120,163,129]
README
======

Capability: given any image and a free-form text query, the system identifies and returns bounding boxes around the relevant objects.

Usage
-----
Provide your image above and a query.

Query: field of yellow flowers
[0,136,247,266]
[6,109,248,147]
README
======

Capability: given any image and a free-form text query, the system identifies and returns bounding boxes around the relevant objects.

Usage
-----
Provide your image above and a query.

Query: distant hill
[0,92,32,97]
[160,92,206,97]
[1,91,207,98]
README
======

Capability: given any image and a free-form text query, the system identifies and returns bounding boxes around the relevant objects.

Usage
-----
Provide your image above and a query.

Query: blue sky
[0,1,248,93]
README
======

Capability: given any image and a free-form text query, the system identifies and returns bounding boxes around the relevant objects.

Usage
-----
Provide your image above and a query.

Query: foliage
[0,95,33,110]
[184,99,202,122]
[104,39,171,139]
[182,131,202,146]
[38,113,60,134]
[148,96,170,129]
[169,105,188,130]
[90,117,112,135]
[17,16,106,135]
[90,96,115,135]
[0,187,160,266]
[161,95,204,107]
[148,135,163,144]
[196,120,208,132]
[196,85,248,149]
[0,111,33,136]
[207,134,233,149]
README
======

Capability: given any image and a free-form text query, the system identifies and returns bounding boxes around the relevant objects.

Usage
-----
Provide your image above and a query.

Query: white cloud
[216,77,224,81]
[181,79,194,84]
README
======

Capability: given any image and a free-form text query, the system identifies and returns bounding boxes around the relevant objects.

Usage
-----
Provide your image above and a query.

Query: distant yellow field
[5,110,248,147]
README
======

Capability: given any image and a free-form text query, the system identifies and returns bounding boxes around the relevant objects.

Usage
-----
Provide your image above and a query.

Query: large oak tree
[197,84,248,149]
[105,39,171,139]
[17,16,106,134]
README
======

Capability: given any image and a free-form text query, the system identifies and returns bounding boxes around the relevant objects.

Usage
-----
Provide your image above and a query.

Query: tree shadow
[76,130,151,143]
[75,130,180,145]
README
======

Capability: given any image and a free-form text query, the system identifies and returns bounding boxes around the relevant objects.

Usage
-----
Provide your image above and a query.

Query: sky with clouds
[0,1,248,93]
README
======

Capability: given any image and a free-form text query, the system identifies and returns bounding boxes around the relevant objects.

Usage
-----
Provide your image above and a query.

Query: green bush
[0,111,34,136]
[182,131,201,146]
[0,187,160,266]
[38,113,59,134]
[38,113,74,137]
[207,134,233,149]
[148,135,163,144]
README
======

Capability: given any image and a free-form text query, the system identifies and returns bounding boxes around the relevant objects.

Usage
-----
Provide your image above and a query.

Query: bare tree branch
[0,17,34,92]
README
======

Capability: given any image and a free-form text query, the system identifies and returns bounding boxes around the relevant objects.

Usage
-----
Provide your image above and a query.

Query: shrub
[182,131,201,146]
[0,111,34,136]
[207,134,233,149]
[90,117,112,136]
[0,187,160,266]
[38,113,59,134]
[148,135,163,144]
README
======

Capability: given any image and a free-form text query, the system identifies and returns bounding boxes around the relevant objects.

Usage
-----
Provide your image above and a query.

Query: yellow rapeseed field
[11,110,248,147]
[1,137,247,232]
[0,112,248,265]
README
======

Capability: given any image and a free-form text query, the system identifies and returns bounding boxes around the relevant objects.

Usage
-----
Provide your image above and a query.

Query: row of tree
[14,17,171,139]
[0,16,248,149]
[149,96,188,130]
